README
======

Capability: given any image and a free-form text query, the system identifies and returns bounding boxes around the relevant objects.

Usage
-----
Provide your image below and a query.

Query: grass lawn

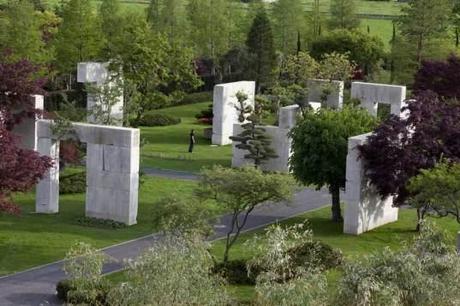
[140,102,233,173]
[0,176,198,276]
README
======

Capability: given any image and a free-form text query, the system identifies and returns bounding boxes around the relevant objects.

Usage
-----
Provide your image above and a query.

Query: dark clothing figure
[189,130,196,153]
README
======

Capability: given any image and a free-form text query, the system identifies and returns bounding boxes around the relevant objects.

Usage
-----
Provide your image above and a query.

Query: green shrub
[56,279,111,305]
[56,279,74,301]
[76,217,127,229]
[213,260,257,285]
[60,172,86,194]
[288,240,343,271]
[138,113,181,127]
[178,91,212,105]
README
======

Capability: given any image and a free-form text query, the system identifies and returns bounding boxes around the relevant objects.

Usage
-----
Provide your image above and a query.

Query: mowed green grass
[0,177,197,276]
[140,102,233,173]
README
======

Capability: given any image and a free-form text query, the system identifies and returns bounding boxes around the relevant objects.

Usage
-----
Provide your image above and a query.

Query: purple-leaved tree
[359,91,460,224]
[0,52,52,215]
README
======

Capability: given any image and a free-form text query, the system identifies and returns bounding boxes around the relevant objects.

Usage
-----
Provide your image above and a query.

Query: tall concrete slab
[212,81,255,145]
[343,133,399,235]
[35,137,60,214]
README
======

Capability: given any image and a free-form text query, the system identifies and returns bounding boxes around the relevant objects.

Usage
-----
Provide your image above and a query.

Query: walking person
[188,129,196,153]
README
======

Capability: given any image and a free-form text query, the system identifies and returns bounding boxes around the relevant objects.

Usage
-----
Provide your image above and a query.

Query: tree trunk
[330,185,343,222]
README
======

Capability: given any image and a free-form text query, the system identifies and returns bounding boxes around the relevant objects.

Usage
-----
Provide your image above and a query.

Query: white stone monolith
[77,62,123,126]
[36,120,140,225]
[343,133,399,235]
[351,82,407,118]
[307,79,344,109]
[212,81,255,145]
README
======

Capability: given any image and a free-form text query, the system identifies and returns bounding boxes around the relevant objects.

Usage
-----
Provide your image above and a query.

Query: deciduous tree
[289,106,378,222]
[197,166,295,263]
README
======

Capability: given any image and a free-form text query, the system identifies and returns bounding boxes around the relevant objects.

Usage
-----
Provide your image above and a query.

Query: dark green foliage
[138,113,181,127]
[213,260,256,285]
[56,278,111,304]
[60,172,86,194]
[76,217,127,229]
[328,0,360,30]
[287,241,343,271]
[246,9,277,91]
[56,279,73,301]
[309,30,384,76]
[289,106,378,222]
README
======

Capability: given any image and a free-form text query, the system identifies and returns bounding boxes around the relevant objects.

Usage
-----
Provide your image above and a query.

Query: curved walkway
[0,168,331,306]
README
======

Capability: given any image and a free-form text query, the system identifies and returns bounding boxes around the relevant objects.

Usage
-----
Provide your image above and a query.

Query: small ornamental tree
[197,166,295,263]
[230,91,278,168]
[408,161,460,223]
[413,54,460,99]
[0,56,52,215]
[359,91,460,218]
[289,106,378,222]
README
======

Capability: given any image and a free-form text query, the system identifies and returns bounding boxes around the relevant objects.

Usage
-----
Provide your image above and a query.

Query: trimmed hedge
[138,113,181,127]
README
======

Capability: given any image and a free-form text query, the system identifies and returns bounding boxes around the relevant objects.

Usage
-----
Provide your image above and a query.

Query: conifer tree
[230,92,278,168]
[246,9,277,92]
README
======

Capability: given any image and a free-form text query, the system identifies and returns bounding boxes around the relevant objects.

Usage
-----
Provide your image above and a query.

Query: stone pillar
[307,79,344,109]
[77,62,123,126]
[212,81,255,145]
[279,105,300,129]
[12,95,44,151]
[35,137,60,214]
[85,128,140,225]
[343,133,399,235]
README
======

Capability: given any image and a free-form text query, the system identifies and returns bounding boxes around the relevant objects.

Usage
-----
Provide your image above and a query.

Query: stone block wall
[351,82,407,117]
[212,81,255,145]
[35,120,140,225]
[343,133,399,235]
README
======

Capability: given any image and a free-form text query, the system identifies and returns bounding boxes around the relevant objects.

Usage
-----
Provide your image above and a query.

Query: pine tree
[230,92,278,168]
[54,0,103,74]
[328,0,360,30]
[246,9,277,92]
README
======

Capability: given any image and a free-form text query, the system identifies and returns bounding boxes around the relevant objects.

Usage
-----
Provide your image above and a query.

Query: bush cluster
[137,112,181,127]
[56,279,111,305]
[60,172,86,194]
[76,217,127,229]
